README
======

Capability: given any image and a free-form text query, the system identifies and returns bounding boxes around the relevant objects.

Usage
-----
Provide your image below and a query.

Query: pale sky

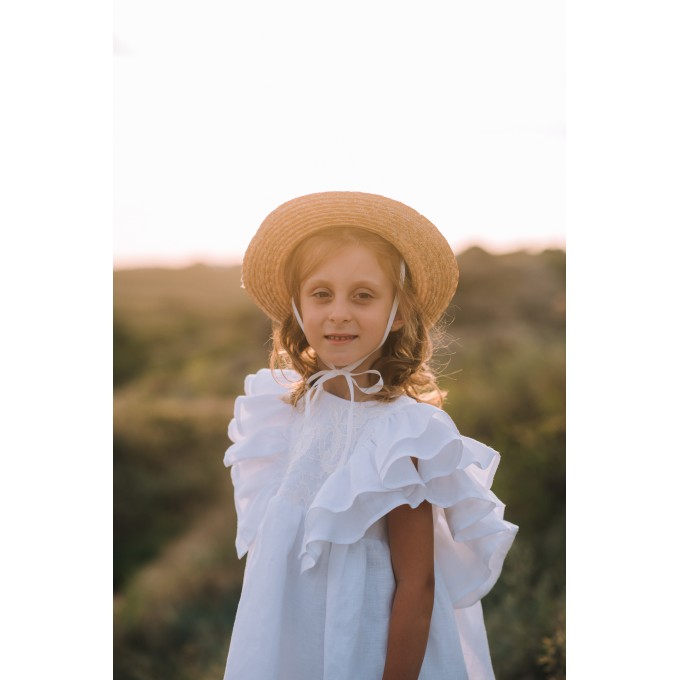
[114,0,565,268]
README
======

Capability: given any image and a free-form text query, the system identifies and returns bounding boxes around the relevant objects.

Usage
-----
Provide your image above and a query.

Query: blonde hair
[269,227,446,408]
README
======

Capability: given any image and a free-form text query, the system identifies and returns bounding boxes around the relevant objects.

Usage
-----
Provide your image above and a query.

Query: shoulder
[370,395,462,440]
[243,367,300,397]
[227,368,300,444]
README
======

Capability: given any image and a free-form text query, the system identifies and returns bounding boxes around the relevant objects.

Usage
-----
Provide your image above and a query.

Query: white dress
[223,369,518,680]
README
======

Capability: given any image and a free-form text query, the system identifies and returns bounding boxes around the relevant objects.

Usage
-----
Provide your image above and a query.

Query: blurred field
[113,246,565,680]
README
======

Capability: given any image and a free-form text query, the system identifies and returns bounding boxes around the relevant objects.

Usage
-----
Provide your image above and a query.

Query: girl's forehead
[302,243,392,282]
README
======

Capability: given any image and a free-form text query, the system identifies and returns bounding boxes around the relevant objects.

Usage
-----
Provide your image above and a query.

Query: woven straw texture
[242,191,459,327]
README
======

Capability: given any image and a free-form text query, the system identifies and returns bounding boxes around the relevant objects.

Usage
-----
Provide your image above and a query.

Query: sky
[114,0,565,268]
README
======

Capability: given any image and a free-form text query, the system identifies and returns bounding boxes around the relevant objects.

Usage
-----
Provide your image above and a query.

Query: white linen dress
[223,369,518,680]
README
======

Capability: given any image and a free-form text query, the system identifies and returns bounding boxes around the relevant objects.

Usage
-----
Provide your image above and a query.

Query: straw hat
[242,191,459,327]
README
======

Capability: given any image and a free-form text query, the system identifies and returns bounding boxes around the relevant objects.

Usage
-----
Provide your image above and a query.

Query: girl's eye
[356,292,373,300]
[312,291,331,299]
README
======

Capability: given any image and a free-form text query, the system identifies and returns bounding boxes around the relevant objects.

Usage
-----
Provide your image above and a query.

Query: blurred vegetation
[113,248,565,680]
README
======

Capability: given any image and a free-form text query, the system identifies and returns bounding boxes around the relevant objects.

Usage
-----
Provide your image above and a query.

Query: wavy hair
[269,227,446,408]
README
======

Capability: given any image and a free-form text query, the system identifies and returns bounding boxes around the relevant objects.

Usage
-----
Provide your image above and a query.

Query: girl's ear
[391,314,405,332]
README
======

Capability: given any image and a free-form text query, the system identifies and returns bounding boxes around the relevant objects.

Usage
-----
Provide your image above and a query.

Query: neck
[318,352,382,400]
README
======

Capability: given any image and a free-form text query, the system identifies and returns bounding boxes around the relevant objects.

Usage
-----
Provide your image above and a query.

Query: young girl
[223,192,518,680]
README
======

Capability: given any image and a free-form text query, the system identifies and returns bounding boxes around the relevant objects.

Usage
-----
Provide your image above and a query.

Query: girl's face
[298,243,403,373]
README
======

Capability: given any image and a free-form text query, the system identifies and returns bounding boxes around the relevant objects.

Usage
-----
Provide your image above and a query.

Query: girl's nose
[328,299,351,323]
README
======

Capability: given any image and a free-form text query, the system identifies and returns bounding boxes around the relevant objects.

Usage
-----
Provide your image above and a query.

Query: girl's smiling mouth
[325,334,358,343]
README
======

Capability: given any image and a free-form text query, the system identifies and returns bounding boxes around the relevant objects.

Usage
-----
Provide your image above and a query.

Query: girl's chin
[317,352,379,372]
[318,360,352,370]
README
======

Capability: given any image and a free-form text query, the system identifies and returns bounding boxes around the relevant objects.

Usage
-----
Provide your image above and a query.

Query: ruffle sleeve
[299,400,518,608]
[224,368,298,558]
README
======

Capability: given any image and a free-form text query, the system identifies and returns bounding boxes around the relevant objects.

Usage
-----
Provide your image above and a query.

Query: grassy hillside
[113,247,565,680]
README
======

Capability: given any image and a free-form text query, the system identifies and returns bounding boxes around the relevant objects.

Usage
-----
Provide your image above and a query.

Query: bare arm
[381,498,435,680]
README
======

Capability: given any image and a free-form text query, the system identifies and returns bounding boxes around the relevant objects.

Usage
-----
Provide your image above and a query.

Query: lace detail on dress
[276,396,390,508]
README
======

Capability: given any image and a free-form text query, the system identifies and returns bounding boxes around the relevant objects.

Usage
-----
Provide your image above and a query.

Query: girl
[223,192,518,680]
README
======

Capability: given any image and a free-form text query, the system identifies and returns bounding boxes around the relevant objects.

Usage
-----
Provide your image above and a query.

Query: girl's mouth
[325,334,357,343]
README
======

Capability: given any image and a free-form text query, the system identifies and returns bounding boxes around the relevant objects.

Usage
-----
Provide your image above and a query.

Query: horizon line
[113,238,566,272]
[113,242,566,271]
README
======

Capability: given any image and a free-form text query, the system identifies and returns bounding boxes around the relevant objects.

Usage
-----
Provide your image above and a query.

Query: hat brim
[242,191,459,327]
